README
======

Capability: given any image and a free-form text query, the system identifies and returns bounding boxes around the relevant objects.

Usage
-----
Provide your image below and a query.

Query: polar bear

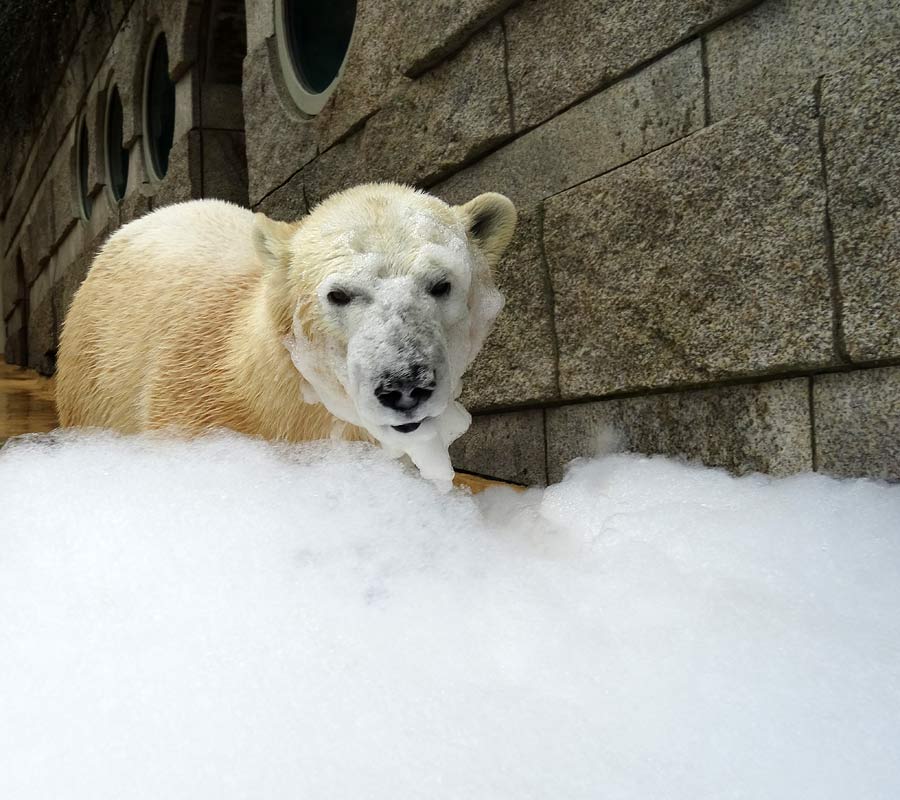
[56,183,516,483]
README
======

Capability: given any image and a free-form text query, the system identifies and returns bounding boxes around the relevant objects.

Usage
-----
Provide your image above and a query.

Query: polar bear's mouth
[392,421,422,433]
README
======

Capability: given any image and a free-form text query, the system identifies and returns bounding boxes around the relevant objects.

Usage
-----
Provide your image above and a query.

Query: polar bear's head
[253,183,516,480]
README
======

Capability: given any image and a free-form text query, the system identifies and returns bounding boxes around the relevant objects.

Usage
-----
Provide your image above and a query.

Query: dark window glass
[146,34,176,178]
[284,0,356,94]
[78,118,92,219]
[107,86,128,201]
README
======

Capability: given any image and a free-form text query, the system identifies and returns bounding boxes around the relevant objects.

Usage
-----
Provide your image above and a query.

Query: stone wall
[2,0,899,484]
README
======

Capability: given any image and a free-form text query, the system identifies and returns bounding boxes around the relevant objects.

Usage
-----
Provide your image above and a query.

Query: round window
[106,85,128,201]
[275,0,357,116]
[77,117,92,220]
[143,32,176,180]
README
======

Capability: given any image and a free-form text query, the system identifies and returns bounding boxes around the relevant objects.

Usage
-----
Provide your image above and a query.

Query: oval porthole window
[143,32,176,180]
[106,85,128,201]
[275,0,357,116]
[77,117,92,220]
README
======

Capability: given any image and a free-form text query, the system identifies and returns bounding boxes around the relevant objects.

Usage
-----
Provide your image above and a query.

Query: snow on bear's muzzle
[347,305,452,433]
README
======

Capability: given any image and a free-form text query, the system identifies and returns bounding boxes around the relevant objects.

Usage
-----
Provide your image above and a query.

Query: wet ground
[0,361,57,444]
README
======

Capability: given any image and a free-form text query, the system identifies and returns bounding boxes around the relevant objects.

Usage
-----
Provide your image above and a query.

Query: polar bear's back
[57,200,263,430]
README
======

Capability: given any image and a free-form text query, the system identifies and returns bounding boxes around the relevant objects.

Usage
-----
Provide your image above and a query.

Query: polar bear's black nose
[375,370,435,412]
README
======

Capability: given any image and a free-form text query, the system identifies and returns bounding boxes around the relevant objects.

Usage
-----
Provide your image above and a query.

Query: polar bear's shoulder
[107,199,258,272]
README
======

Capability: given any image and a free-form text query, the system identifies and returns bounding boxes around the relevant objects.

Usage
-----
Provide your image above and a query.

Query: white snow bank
[1,431,899,799]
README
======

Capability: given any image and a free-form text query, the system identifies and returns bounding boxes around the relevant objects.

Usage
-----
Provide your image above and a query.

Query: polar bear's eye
[430,281,451,298]
[327,289,352,306]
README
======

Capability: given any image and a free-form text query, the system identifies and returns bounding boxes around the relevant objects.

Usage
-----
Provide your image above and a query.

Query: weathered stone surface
[823,53,900,362]
[244,0,420,204]
[396,0,517,75]
[544,95,835,399]
[85,85,108,198]
[27,290,58,376]
[50,165,81,259]
[311,0,412,153]
[69,4,116,104]
[200,83,245,130]
[707,0,900,121]
[18,225,40,282]
[450,409,547,485]
[27,188,58,284]
[314,0,514,160]
[118,189,152,227]
[3,115,70,259]
[1,256,21,320]
[77,187,115,255]
[2,1,119,251]
[29,258,54,315]
[1,135,30,218]
[152,131,203,208]
[5,298,26,341]
[201,130,249,206]
[504,0,750,131]
[55,249,96,333]
[813,367,900,481]
[437,41,703,208]
[50,279,68,349]
[242,39,318,206]
[246,0,274,50]
[111,6,148,148]
[296,130,365,209]
[255,179,308,222]
[4,322,26,366]
[360,23,510,187]
[460,206,558,410]
[299,23,511,206]
[546,378,813,483]
[158,0,207,79]
[173,68,200,142]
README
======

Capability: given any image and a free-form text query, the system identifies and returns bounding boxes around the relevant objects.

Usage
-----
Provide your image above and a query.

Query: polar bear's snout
[375,364,437,413]
[348,319,452,431]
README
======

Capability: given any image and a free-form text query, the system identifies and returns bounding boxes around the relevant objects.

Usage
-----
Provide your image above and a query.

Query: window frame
[141,28,177,182]
[104,82,129,203]
[273,0,358,117]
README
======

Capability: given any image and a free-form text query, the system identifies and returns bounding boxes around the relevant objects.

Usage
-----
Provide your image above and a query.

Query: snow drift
[1,431,898,799]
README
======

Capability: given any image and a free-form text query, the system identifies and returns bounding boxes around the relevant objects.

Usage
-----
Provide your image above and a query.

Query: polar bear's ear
[253,213,295,271]
[456,193,517,267]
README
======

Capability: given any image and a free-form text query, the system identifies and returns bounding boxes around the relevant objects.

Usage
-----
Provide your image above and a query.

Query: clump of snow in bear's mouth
[2,429,900,800]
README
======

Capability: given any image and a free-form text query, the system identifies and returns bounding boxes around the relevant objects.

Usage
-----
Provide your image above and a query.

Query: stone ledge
[546,378,812,484]
[450,408,547,486]
[813,367,900,481]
